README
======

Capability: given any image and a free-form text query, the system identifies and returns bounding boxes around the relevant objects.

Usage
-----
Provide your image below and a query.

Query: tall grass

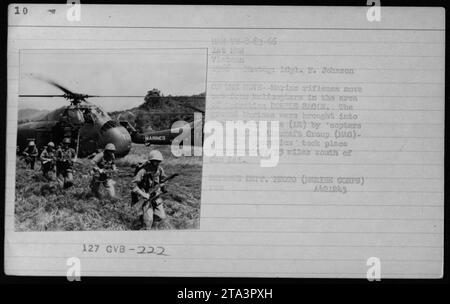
[15,144,202,231]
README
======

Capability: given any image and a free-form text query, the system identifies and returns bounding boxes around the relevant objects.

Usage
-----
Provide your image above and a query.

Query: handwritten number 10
[14,6,28,15]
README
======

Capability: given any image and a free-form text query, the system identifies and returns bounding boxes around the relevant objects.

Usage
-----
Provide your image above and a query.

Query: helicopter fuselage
[17,102,132,157]
[17,77,205,157]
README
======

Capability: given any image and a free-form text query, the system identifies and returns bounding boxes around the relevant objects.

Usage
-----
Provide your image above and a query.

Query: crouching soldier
[131,150,169,230]
[90,143,117,198]
[56,137,76,189]
[22,141,38,170]
[40,142,56,180]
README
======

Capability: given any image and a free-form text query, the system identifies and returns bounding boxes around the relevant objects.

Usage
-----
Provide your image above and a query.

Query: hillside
[109,90,205,132]
[18,108,49,123]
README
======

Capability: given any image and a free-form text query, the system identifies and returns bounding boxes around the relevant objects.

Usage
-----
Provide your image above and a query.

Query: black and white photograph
[3,3,445,281]
[15,48,206,231]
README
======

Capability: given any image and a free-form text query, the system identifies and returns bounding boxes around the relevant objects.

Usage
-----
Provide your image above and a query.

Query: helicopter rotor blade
[84,95,144,98]
[33,77,78,97]
[85,95,205,99]
[19,94,66,98]
[21,75,206,111]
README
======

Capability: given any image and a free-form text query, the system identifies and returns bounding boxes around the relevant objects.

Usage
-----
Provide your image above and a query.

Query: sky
[19,49,207,112]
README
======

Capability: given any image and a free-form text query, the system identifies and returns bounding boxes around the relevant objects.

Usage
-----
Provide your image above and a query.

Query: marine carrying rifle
[22,150,37,161]
[133,173,179,210]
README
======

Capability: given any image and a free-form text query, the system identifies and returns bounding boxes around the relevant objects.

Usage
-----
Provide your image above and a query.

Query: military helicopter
[17,78,205,158]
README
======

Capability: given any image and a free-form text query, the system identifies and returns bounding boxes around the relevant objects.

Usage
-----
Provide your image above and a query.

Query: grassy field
[15,144,202,231]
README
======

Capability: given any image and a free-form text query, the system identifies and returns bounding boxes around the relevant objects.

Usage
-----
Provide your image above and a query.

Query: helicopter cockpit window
[82,109,95,124]
[66,108,85,125]
[91,107,109,121]
[95,107,106,116]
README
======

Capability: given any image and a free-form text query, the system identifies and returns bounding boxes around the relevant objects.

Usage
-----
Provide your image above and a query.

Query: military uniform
[22,145,38,169]
[56,146,76,188]
[40,147,56,180]
[131,163,167,229]
[90,151,117,198]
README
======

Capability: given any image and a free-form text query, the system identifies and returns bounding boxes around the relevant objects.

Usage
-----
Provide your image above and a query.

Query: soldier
[131,150,168,229]
[90,143,117,198]
[40,142,56,180]
[22,141,39,170]
[56,137,76,188]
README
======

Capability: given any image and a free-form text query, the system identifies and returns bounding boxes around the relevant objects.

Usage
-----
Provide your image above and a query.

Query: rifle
[133,173,179,210]
[22,152,30,162]
[22,152,36,165]
[41,155,57,166]
[22,147,38,158]
[72,160,84,167]
[91,167,116,181]
[90,166,131,184]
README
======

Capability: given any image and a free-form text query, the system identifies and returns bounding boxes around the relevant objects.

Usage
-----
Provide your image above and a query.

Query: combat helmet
[148,150,163,162]
[105,143,116,151]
